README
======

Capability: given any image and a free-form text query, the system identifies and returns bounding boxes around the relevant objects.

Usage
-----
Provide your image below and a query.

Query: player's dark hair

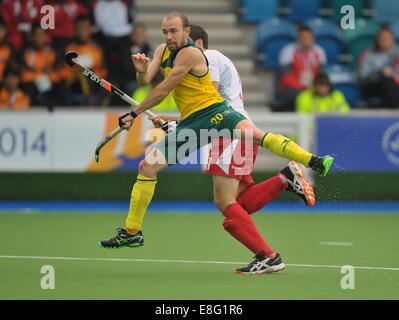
[189,24,208,49]
[164,12,190,28]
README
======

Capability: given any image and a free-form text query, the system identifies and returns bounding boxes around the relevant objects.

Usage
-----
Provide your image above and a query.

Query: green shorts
[153,101,248,164]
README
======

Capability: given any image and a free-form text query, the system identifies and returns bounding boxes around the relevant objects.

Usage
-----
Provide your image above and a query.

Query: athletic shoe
[99,228,144,248]
[309,155,334,176]
[235,252,286,275]
[281,161,315,206]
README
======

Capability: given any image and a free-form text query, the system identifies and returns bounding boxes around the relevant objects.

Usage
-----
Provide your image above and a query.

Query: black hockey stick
[64,51,168,162]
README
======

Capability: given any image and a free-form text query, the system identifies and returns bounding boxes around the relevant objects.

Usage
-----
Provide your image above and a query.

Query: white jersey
[204,49,250,120]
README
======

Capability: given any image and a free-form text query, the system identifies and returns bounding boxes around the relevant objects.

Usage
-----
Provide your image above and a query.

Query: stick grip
[119,93,166,126]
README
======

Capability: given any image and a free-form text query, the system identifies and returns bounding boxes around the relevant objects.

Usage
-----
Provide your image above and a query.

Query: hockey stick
[64,51,168,162]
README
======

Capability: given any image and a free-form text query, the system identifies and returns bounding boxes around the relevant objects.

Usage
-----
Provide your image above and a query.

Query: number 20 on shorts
[210,113,224,125]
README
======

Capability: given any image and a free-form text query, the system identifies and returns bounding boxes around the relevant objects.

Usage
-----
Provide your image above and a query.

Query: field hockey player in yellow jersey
[99,12,334,257]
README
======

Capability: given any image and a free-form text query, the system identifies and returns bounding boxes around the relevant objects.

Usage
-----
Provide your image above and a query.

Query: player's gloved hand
[165,121,177,133]
[118,110,137,130]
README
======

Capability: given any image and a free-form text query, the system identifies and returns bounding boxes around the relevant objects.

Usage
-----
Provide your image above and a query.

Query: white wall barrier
[0,109,314,172]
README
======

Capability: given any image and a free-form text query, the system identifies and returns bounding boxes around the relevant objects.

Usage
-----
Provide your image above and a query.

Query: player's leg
[124,149,168,235]
[214,175,286,274]
[100,148,168,248]
[100,111,208,249]
[213,175,278,259]
[100,117,177,249]
[237,161,315,213]
[235,119,334,176]
[212,174,240,211]
[236,174,287,214]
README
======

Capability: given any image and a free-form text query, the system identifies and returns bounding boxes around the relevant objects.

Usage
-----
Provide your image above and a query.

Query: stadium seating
[239,0,279,23]
[256,17,297,69]
[341,18,379,66]
[304,17,343,64]
[389,20,399,43]
[285,0,323,21]
[341,18,379,44]
[371,0,399,23]
[244,0,399,107]
[324,64,360,108]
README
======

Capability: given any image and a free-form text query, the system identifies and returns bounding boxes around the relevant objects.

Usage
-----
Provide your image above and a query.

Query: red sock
[237,174,287,214]
[223,202,274,257]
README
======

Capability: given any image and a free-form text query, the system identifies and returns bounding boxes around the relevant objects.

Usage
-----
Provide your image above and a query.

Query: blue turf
[1,201,399,213]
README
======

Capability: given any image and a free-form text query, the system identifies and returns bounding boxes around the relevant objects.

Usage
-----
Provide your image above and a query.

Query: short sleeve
[207,52,221,83]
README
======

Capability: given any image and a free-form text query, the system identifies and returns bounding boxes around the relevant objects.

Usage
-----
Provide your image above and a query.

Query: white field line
[319,242,354,246]
[0,255,399,272]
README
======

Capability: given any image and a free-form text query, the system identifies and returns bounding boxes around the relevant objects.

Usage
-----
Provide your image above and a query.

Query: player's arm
[133,44,165,86]
[119,47,201,129]
[133,47,201,115]
[207,54,221,92]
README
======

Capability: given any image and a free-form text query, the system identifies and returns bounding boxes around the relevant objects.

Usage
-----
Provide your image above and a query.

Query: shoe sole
[322,156,334,176]
[98,241,144,249]
[235,263,286,275]
[288,161,315,206]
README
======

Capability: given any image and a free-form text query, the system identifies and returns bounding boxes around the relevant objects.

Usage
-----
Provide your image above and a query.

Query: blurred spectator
[64,15,108,106]
[20,24,63,106]
[132,71,177,112]
[0,0,44,52]
[111,22,153,105]
[80,0,97,13]
[296,72,350,114]
[277,25,327,112]
[0,17,13,83]
[94,0,135,105]
[129,23,152,59]
[47,0,89,55]
[94,0,133,38]
[357,27,399,109]
[0,66,30,109]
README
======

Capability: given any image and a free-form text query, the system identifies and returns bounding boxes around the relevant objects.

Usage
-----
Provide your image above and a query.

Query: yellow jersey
[161,39,224,119]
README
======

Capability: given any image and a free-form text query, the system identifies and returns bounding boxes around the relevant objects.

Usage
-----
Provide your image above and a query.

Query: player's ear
[183,26,191,36]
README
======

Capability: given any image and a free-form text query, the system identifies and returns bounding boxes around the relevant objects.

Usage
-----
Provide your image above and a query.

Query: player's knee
[213,195,225,212]
[214,194,235,212]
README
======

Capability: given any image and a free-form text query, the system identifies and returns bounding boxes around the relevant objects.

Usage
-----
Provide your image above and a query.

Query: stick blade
[95,149,100,162]
[65,51,78,67]
[93,128,124,163]
[94,139,109,163]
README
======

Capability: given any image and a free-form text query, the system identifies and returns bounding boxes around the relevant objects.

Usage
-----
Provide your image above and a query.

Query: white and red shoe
[236,252,286,275]
[280,161,316,207]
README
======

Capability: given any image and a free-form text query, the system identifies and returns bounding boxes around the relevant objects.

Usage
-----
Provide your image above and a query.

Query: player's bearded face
[162,17,189,51]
